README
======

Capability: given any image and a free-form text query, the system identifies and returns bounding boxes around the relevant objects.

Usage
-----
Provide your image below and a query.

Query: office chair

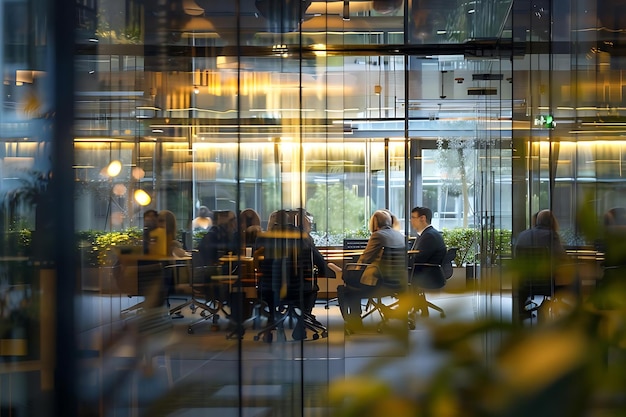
[163,260,195,318]
[341,246,408,334]
[252,229,328,342]
[178,252,232,334]
[512,246,557,323]
[224,251,272,340]
[324,238,369,309]
[409,247,458,324]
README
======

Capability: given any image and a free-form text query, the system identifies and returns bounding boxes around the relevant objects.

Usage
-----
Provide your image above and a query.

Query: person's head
[604,207,626,227]
[267,209,291,231]
[535,209,559,231]
[143,209,158,230]
[369,210,393,233]
[214,210,237,233]
[382,209,401,231]
[239,208,261,232]
[197,206,211,218]
[410,206,433,233]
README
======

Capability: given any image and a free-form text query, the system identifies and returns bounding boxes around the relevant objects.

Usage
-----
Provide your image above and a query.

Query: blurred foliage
[6,218,32,256]
[328,198,626,417]
[76,230,107,267]
[94,228,142,265]
[442,228,479,265]
[76,228,142,266]
[192,229,209,249]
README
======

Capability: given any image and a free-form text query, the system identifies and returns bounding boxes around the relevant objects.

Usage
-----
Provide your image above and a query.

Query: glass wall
[4,0,626,415]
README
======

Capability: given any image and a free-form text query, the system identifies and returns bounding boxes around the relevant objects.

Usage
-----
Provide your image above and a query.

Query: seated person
[513,209,567,316]
[196,211,238,300]
[192,205,213,231]
[337,210,407,328]
[198,210,238,271]
[255,209,326,315]
[409,206,447,265]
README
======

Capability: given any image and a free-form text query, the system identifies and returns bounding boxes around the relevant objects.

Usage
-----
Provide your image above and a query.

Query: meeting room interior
[1,0,626,416]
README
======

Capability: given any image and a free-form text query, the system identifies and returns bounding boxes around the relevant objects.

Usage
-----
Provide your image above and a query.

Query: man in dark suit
[409,206,446,265]
[337,210,407,329]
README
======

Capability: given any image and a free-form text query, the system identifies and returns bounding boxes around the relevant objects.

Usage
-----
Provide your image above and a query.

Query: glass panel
[6,0,626,413]
[1,0,57,413]
[408,0,513,44]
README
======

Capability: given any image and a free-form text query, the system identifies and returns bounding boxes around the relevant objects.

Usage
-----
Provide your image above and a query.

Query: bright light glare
[134,189,152,206]
[106,160,122,177]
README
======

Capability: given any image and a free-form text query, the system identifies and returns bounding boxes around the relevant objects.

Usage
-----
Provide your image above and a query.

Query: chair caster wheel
[312,333,319,340]
[408,321,416,330]
[187,327,194,334]
[321,331,328,338]
[263,333,273,343]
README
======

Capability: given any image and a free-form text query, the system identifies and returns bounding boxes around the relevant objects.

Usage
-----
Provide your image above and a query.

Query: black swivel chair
[342,246,408,334]
[253,230,328,342]
[409,247,458,323]
[512,246,556,323]
[177,252,228,334]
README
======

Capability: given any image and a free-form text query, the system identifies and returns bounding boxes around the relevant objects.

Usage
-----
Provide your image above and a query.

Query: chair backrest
[256,229,317,298]
[411,247,458,290]
[441,247,458,279]
[378,246,409,291]
[190,250,222,285]
[513,245,554,296]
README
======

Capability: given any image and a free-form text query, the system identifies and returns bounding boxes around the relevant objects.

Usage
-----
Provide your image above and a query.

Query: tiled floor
[76,289,503,417]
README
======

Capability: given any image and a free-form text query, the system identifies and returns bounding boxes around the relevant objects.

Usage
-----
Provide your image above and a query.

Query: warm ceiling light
[134,189,152,206]
[193,85,200,94]
[106,160,122,177]
[374,85,382,95]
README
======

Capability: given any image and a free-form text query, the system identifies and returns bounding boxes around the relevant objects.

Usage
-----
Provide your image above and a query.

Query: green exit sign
[534,114,556,128]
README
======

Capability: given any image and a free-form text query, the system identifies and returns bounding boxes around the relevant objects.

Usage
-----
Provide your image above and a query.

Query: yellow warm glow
[134,189,152,206]
[106,160,122,177]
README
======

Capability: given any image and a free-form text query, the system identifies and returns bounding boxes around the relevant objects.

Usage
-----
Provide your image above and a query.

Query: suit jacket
[514,226,567,259]
[357,226,407,286]
[411,225,446,265]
